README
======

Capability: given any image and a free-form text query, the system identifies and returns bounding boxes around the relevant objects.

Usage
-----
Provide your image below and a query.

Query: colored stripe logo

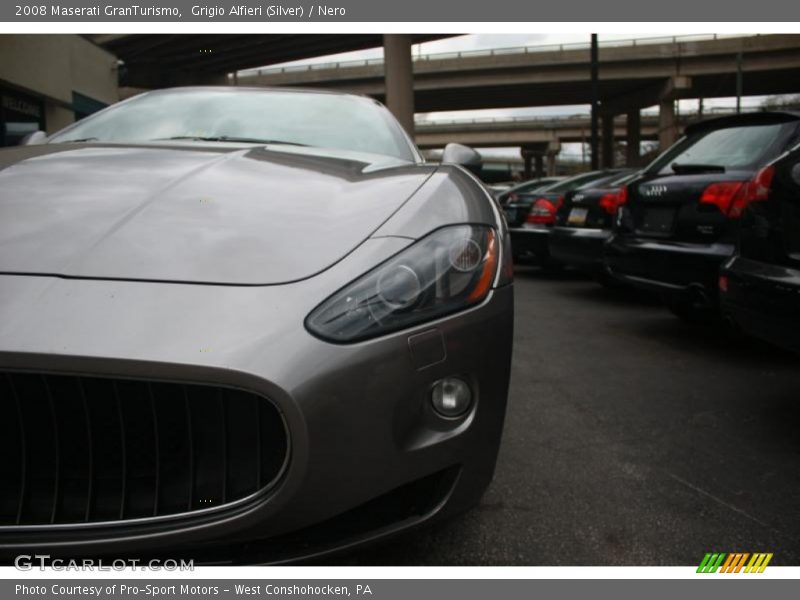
[697,553,773,573]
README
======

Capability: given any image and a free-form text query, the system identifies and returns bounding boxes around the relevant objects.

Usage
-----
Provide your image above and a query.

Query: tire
[666,298,719,326]
[667,299,697,323]
[595,272,624,289]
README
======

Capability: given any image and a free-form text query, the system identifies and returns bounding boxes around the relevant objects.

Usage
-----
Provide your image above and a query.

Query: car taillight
[527,198,558,224]
[699,165,775,218]
[718,274,729,293]
[699,181,745,214]
[599,186,628,215]
[729,165,775,218]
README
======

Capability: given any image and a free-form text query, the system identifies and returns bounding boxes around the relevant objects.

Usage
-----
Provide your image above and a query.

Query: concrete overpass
[88,34,450,87]
[241,34,800,111]
[241,34,800,160]
[415,107,771,177]
[415,112,684,148]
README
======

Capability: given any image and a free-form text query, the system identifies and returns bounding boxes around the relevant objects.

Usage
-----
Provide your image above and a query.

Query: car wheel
[595,272,624,289]
[667,296,725,326]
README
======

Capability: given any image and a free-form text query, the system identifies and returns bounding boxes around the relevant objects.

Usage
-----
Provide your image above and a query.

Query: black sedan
[503,170,627,268]
[549,170,637,280]
[720,142,800,353]
[605,111,800,321]
[0,87,514,562]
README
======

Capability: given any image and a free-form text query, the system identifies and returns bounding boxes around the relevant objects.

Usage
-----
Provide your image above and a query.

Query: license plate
[567,207,588,226]
[640,208,675,234]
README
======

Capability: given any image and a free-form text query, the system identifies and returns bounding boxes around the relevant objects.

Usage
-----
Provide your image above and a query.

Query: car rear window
[649,122,796,175]
[541,171,612,194]
[510,180,550,194]
[574,171,634,191]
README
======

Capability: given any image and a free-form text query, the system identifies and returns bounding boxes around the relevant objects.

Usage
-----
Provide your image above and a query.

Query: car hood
[0,143,435,285]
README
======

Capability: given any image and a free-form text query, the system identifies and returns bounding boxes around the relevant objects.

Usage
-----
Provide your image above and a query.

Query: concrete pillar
[659,98,678,150]
[534,155,544,179]
[383,34,415,137]
[601,113,615,169]
[626,109,641,167]
[523,153,533,179]
[546,152,558,177]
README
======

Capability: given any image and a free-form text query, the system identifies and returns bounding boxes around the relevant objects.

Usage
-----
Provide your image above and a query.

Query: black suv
[605,112,800,320]
[720,142,800,352]
[549,170,637,280]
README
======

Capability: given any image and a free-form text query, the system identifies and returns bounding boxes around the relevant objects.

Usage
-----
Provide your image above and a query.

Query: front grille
[0,372,288,527]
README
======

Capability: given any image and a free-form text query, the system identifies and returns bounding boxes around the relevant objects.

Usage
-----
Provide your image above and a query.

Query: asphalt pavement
[326,265,800,566]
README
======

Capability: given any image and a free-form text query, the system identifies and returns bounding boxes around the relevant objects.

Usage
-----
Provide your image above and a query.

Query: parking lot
[330,265,800,566]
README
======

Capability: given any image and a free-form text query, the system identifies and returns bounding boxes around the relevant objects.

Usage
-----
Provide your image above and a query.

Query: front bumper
[509,225,551,262]
[549,227,610,272]
[0,238,513,562]
[721,256,800,354]
[604,235,734,300]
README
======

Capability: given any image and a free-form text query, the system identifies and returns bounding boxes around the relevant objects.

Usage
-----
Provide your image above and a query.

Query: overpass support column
[626,109,641,167]
[659,98,678,150]
[523,153,533,179]
[546,153,558,177]
[534,154,544,179]
[601,113,615,169]
[383,35,415,137]
[546,141,561,177]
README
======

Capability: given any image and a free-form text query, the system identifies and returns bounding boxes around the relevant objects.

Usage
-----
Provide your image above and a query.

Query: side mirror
[20,130,47,146]
[441,143,482,176]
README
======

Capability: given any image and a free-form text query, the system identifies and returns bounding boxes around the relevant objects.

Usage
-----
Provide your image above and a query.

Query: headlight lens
[306,225,499,342]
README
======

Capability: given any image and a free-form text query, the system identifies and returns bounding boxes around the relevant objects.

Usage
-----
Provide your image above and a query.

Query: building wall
[0,34,119,135]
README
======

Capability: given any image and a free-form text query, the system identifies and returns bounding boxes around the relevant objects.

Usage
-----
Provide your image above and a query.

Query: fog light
[431,377,472,418]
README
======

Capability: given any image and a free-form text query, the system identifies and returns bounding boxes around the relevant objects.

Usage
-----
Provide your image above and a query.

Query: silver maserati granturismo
[0,87,514,562]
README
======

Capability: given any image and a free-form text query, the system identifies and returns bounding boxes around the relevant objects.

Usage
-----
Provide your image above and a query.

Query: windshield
[49,89,417,161]
[648,123,793,175]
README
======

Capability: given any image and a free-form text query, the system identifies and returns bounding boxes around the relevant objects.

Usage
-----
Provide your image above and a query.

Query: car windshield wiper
[671,162,726,174]
[152,136,308,146]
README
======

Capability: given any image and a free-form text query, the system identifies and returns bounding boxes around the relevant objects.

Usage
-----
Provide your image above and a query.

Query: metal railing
[239,34,756,78]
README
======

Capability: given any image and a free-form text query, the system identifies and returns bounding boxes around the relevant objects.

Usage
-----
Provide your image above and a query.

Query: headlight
[306,225,499,342]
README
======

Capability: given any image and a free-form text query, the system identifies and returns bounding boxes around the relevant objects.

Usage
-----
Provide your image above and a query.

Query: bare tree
[760,94,800,110]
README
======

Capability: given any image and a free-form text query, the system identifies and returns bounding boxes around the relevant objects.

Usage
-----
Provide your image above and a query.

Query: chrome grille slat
[77,378,93,523]
[183,385,193,512]
[219,388,228,505]
[41,376,60,524]
[113,381,126,521]
[5,374,27,526]
[0,371,288,528]
[148,383,160,518]
[255,397,262,490]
